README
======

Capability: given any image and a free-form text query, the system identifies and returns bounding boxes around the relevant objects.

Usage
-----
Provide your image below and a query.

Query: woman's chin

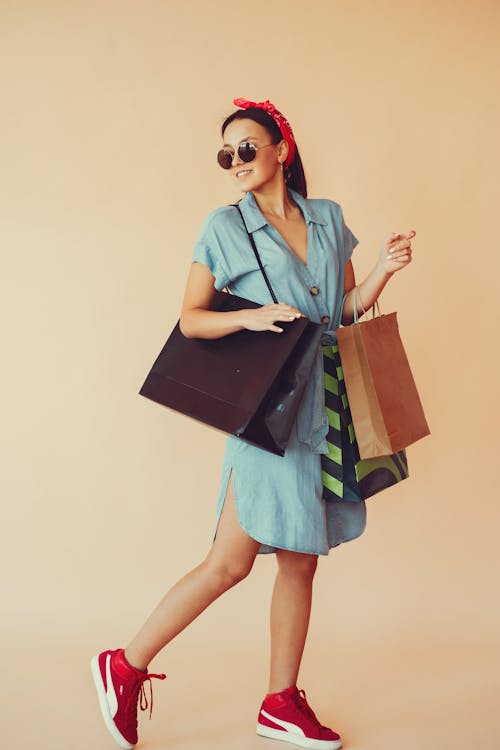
[236,178,266,193]
[237,184,256,194]
[234,174,257,192]
[233,170,278,193]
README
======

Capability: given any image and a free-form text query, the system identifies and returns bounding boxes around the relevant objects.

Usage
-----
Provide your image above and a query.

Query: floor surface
[3,631,498,750]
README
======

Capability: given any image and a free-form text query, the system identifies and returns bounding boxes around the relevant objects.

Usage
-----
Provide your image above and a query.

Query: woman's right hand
[181,263,306,338]
[239,302,306,333]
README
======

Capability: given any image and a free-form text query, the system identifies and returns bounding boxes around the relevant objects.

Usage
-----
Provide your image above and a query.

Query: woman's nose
[231,150,244,167]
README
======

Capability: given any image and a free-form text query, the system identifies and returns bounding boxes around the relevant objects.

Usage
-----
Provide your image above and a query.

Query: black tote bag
[138,205,323,456]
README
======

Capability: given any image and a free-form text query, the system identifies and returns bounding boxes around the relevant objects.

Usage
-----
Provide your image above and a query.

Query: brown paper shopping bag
[336,288,430,459]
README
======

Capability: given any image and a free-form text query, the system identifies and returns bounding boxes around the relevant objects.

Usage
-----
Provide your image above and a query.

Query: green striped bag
[321,343,409,502]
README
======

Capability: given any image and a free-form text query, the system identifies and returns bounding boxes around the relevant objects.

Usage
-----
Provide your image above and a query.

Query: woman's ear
[277,139,289,164]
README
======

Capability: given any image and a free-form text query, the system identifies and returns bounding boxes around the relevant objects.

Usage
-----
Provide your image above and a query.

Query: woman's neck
[251,180,296,220]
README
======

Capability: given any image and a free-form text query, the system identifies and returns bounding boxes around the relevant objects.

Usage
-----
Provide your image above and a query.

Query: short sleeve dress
[191,188,366,556]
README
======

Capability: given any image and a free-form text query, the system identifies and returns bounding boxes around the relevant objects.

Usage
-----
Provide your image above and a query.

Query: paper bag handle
[352,285,382,324]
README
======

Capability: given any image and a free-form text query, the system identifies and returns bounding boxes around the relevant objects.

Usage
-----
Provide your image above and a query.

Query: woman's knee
[203,553,255,589]
[276,549,318,578]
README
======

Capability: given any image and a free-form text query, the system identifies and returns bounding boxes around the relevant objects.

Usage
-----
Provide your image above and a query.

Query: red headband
[233,98,296,169]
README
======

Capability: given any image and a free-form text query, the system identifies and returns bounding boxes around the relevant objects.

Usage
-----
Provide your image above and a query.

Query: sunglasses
[217,141,276,170]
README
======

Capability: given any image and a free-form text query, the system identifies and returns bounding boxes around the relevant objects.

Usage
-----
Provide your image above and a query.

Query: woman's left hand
[378,230,416,275]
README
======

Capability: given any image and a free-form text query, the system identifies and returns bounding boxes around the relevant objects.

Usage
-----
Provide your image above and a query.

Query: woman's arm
[179,262,305,339]
[341,260,392,325]
[341,231,415,325]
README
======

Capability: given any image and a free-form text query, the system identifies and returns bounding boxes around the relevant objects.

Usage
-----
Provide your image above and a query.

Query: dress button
[321,315,330,325]
[309,285,320,296]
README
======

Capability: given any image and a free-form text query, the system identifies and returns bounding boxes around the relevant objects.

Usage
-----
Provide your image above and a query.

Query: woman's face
[221,118,286,193]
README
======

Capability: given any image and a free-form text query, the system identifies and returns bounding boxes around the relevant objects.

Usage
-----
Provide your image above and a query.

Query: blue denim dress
[191,188,366,555]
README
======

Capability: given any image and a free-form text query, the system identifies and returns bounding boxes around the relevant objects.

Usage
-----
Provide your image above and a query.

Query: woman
[91,98,415,750]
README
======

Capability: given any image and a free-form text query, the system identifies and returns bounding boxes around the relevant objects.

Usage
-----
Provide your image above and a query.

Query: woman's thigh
[204,469,261,581]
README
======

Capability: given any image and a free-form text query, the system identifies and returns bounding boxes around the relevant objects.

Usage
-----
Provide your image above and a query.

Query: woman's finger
[268,309,303,318]
[389,230,416,245]
[276,303,304,316]
[387,253,411,262]
[389,239,413,255]
[269,313,300,323]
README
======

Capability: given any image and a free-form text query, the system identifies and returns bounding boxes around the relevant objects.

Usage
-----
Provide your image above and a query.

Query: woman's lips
[236,169,253,178]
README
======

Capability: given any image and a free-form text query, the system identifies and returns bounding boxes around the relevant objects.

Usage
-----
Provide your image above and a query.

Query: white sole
[256,722,342,750]
[90,654,134,750]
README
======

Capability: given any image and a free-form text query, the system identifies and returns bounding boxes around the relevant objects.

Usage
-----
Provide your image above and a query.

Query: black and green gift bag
[321,344,409,502]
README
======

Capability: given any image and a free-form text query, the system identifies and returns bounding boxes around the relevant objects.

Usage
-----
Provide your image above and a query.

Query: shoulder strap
[231,202,278,304]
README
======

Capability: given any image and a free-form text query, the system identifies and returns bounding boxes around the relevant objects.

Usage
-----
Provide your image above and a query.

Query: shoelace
[125,670,167,727]
[295,689,331,731]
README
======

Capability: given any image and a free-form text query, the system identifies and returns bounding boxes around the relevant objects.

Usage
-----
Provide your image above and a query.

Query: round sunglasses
[217,141,276,170]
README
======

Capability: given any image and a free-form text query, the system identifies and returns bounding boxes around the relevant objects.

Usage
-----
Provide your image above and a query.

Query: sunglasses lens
[217,149,233,169]
[217,142,258,169]
[238,142,257,162]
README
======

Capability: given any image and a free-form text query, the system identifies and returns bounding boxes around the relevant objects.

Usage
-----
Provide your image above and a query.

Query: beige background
[2,1,499,748]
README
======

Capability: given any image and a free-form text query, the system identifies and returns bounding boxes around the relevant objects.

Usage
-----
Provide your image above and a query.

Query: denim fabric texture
[191,188,366,555]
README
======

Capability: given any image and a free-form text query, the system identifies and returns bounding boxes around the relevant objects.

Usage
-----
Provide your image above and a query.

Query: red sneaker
[256,685,342,749]
[90,648,166,749]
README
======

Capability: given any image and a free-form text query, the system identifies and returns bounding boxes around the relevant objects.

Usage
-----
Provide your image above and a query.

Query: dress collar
[237,188,328,233]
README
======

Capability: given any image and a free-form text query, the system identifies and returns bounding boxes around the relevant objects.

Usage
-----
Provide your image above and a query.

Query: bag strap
[352,285,381,324]
[231,202,278,304]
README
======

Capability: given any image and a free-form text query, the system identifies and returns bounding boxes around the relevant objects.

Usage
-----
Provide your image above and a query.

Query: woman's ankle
[267,682,297,696]
[123,647,148,673]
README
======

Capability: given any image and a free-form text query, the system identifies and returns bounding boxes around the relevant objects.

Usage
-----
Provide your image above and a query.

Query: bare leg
[124,472,261,671]
[267,549,318,693]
